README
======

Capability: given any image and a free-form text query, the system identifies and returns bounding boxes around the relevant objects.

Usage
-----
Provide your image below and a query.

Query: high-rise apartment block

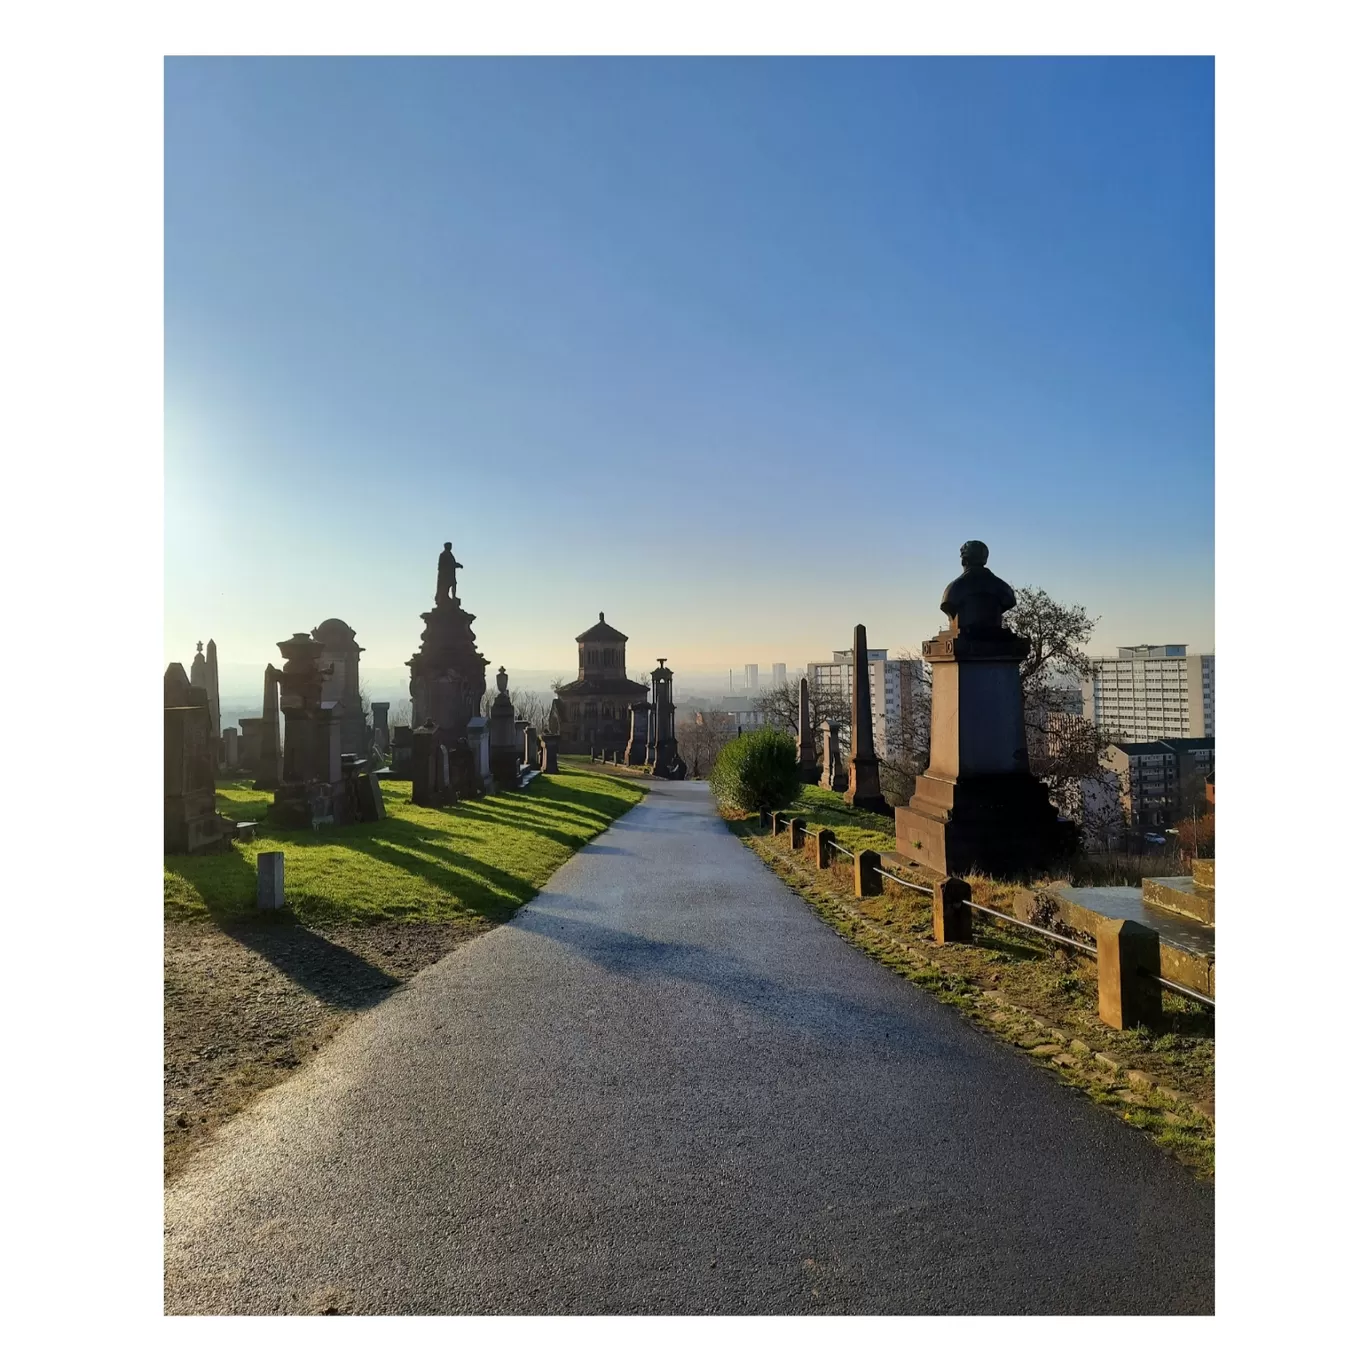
[1083,644,1214,743]
[744,663,759,693]
[807,649,927,759]
[771,663,787,687]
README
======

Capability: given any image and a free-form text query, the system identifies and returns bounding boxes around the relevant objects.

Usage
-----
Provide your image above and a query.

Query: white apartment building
[771,663,787,688]
[744,663,759,693]
[1083,644,1215,743]
[807,649,928,759]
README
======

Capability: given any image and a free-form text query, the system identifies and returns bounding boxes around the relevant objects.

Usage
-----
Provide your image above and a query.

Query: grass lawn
[165,767,645,1178]
[165,770,646,927]
[778,784,898,854]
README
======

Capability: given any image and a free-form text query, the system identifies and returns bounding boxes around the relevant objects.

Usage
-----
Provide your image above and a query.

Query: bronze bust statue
[940,540,1016,637]
[436,542,463,605]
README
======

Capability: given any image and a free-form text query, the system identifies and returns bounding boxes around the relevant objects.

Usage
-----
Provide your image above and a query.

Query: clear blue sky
[165,57,1213,695]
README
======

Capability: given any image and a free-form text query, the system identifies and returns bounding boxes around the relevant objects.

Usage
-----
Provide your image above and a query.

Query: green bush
[709,728,801,814]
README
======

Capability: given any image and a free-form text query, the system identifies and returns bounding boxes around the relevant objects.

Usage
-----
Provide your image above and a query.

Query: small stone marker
[789,816,806,852]
[257,852,285,911]
[854,849,883,898]
[813,827,835,869]
[933,877,973,944]
[1095,917,1162,1030]
[771,811,785,837]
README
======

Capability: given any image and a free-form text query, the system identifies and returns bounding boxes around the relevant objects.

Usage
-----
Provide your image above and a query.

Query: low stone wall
[1044,890,1215,1001]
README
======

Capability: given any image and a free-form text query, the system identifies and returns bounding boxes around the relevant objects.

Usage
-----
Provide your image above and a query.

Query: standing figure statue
[436,542,464,606]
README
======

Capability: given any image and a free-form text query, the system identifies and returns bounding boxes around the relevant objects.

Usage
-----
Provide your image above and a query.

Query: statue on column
[436,542,463,606]
[940,540,1017,638]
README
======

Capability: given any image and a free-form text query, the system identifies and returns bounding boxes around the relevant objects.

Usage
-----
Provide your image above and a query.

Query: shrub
[709,728,801,814]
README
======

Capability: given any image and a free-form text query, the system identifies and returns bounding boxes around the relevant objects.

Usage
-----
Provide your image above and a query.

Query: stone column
[846,624,890,814]
[818,720,846,792]
[206,639,222,749]
[256,664,283,791]
[650,659,681,777]
[797,676,818,783]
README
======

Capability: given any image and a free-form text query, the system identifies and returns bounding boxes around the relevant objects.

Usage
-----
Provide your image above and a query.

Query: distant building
[553,613,649,755]
[718,696,767,733]
[1084,644,1214,743]
[771,663,787,688]
[807,649,928,759]
[744,664,759,693]
[1100,737,1216,830]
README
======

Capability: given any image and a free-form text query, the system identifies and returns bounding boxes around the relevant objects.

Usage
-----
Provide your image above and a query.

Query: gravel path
[165,778,1214,1314]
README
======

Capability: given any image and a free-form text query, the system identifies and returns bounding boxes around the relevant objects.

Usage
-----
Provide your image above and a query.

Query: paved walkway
[165,779,1214,1315]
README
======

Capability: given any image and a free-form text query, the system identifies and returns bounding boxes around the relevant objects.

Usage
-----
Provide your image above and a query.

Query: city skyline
[166,57,1213,678]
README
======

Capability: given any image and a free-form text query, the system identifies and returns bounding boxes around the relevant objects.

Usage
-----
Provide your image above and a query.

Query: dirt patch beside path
[164,917,490,1180]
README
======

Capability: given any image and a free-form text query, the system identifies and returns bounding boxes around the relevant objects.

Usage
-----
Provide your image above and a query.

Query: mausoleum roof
[576,612,629,644]
[555,677,649,698]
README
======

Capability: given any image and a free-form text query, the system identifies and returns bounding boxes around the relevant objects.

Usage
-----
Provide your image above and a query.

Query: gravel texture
[165,779,1214,1315]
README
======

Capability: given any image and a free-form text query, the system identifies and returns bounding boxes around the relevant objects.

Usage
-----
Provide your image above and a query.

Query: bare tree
[756,676,844,737]
[878,653,931,807]
[389,702,412,729]
[675,710,738,778]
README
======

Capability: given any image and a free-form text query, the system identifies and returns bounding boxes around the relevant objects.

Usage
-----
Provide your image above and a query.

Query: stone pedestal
[411,725,439,806]
[407,593,489,770]
[650,659,687,779]
[524,727,540,768]
[237,717,264,769]
[271,633,349,828]
[390,725,414,779]
[895,631,1076,876]
[488,667,519,789]
[467,716,493,793]
[222,727,239,769]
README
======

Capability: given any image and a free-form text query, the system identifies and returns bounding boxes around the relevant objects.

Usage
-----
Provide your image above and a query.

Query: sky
[165,57,1214,700]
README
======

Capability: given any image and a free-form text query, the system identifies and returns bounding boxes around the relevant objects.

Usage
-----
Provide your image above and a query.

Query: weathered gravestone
[818,719,847,792]
[164,663,225,854]
[488,667,519,789]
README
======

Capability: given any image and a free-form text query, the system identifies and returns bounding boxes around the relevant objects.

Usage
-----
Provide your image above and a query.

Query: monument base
[164,793,227,855]
[271,780,350,829]
[895,772,1077,877]
[489,745,519,790]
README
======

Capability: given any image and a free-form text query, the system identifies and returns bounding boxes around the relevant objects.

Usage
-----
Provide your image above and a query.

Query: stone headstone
[625,698,650,765]
[819,719,847,792]
[356,770,387,822]
[371,701,391,756]
[488,666,519,789]
[165,662,224,855]
[524,726,540,767]
[411,725,438,806]
[539,733,560,774]
[222,726,239,769]
[271,633,348,827]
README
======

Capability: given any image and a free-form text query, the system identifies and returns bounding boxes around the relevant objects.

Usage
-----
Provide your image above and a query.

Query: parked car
[1143,831,1168,845]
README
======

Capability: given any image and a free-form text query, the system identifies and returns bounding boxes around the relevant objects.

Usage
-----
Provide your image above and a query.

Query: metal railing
[756,810,1214,1011]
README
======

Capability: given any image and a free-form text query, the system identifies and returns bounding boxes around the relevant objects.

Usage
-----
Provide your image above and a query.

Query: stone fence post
[789,816,807,851]
[933,877,973,944]
[1095,917,1163,1030]
[813,827,835,869]
[771,811,785,838]
[854,849,882,897]
[758,807,770,830]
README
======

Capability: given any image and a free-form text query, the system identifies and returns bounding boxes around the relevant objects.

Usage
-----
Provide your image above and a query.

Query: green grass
[165,771,646,927]
[743,783,898,854]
